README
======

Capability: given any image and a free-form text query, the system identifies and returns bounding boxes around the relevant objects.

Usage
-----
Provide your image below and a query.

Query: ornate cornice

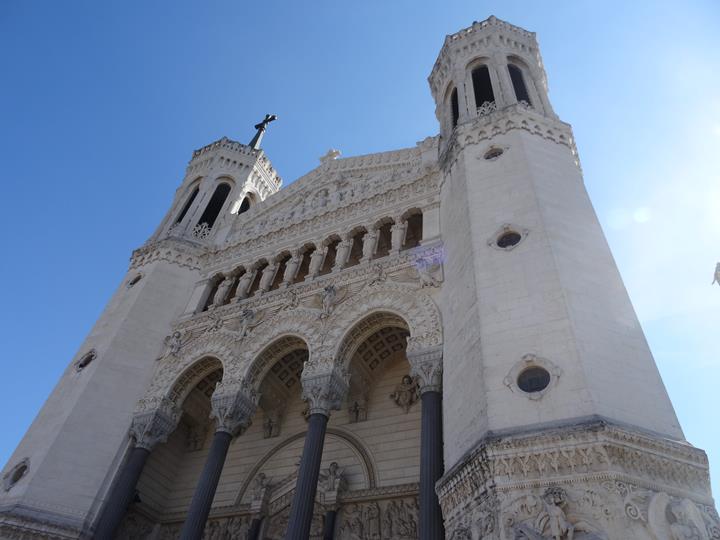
[130,237,206,271]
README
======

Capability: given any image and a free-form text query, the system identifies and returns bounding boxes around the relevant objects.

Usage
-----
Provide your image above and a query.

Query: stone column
[407,345,445,540]
[360,229,378,263]
[179,380,257,540]
[282,251,301,287]
[257,262,278,294]
[285,368,348,540]
[322,510,337,540]
[308,247,327,279]
[94,401,180,539]
[493,53,516,107]
[390,219,407,254]
[234,271,254,301]
[332,238,353,272]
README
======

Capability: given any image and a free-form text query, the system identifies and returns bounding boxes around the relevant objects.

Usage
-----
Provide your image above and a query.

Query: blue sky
[1,1,719,497]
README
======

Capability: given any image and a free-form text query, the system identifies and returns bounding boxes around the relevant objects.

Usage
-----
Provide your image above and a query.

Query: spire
[249,114,278,150]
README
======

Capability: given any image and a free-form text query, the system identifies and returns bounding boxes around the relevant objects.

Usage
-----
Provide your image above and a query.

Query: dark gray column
[179,431,233,540]
[420,390,445,540]
[322,510,337,540]
[284,413,329,540]
[248,517,263,540]
[93,446,150,539]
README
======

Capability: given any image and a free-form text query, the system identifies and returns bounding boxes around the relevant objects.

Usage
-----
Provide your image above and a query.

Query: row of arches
[130,307,428,535]
[446,55,537,130]
[200,208,423,310]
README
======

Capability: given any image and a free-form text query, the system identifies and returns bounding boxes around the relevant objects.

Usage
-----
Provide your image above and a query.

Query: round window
[497,231,522,249]
[484,147,504,160]
[76,351,96,372]
[517,366,551,393]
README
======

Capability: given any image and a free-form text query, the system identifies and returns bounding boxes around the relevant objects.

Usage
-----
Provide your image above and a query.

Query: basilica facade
[1,16,718,540]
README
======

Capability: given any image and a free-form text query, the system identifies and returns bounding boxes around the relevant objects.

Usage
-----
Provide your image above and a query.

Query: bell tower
[432,16,718,539]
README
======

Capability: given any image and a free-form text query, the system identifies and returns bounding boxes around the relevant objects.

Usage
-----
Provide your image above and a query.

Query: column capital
[407,345,443,394]
[301,365,349,417]
[130,398,181,451]
[210,377,258,436]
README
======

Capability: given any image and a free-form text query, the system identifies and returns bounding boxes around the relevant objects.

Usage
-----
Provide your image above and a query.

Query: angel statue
[163,331,184,357]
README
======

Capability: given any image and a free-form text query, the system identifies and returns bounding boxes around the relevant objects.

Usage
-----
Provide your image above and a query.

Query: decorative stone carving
[130,398,181,450]
[252,472,269,500]
[163,331,185,357]
[301,367,349,417]
[389,375,419,412]
[263,410,281,439]
[210,377,258,436]
[322,461,345,493]
[211,274,233,308]
[116,510,154,540]
[348,397,368,423]
[407,345,443,394]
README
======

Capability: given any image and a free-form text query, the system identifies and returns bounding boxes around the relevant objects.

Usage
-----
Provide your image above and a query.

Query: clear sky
[1,1,719,498]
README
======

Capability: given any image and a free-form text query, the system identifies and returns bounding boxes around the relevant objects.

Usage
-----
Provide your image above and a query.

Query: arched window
[238,197,251,215]
[508,64,531,105]
[471,65,495,110]
[197,183,232,229]
[450,87,459,128]
[175,186,199,224]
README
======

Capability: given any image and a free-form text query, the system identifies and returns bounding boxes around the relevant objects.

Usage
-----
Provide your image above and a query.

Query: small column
[360,229,378,263]
[257,262,278,295]
[332,238,353,272]
[94,401,180,539]
[408,345,445,540]
[390,219,407,254]
[234,271,254,301]
[281,251,301,287]
[308,247,327,280]
[322,510,337,540]
[493,53,516,107]
[285,368,348,540]
[179,380,257,540]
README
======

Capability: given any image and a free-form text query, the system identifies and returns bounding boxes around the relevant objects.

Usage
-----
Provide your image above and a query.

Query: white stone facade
[0,15,717,540]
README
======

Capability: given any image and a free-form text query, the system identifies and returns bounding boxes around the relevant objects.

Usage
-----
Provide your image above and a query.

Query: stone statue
[321,285,337,318]
[252,472,268,500]
[348,399,367,423]
[542,486,574,540]
[263,414,279,439]
[364,502,381,539]
[324,461,343,491]
[668,502,704,540]
[237,308,256,339]
[713,262,720,286]
[390,375,418,412]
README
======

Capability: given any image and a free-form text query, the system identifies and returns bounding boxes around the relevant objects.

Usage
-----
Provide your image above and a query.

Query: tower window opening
[403,213,423,250]
[345,231,365,268]
[319,239,340,276]
[175,187,199,224]
[471,65,495,111]
[246,263,267,297]
[374,222,393,259]
[517,366,550,393]
[197,183,232,229]
[508,64,531,105]
[293,248,314,284]
[270,254,291,291]
[238,197,251,215]
[450,88,459,128]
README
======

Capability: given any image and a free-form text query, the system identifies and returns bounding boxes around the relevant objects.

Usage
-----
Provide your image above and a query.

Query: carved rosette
[407,345,443,394]
[210,377,258,436]
[301,367,349,417]
[130,398,181,451]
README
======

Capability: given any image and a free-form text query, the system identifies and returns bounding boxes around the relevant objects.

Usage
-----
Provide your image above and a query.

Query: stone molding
[129,398,181,451]
[210,377,258,436]
[130,237,205,271]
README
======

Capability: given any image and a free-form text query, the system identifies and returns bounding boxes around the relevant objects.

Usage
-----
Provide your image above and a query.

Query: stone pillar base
[436,418,720,539]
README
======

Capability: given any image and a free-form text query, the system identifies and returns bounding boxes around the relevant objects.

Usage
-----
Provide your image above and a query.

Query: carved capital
[210,377,258,436]
[301,366,349,417]
[130,398,181,450]
[407,345,443,394]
